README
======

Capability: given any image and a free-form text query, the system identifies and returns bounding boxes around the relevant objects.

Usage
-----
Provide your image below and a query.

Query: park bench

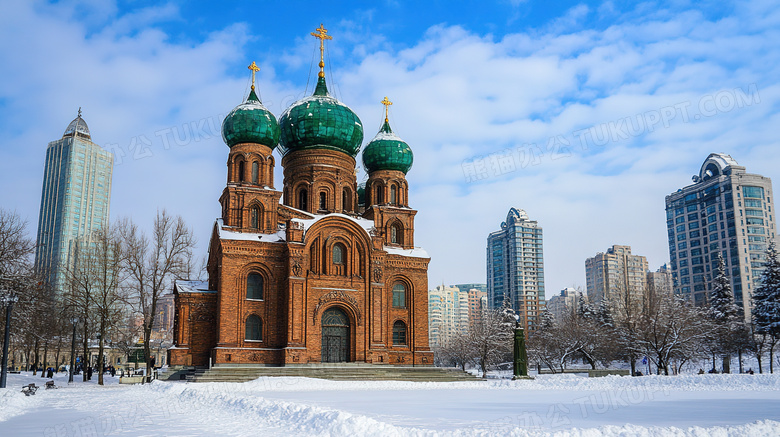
[21,383,38,396]
[45,380,57,389]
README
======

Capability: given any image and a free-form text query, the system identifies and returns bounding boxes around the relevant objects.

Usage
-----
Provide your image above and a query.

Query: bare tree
[0,209,35,279]
[0,209,44,380]
[436,335,474,371]
[468,296,514,377]
[637,287,711,375]
[120,211,195,380]
[88,226,125,385]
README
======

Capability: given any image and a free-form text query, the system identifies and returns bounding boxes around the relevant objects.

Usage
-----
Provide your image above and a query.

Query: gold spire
[247,61,260,90]
[381,96,392,122]
[310,24,332,78]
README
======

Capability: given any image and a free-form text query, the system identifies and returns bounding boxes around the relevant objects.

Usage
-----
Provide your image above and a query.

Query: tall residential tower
[665,153,776,312]
[34,110,113,294]
[486,207,545,332]
[585,245,649,307]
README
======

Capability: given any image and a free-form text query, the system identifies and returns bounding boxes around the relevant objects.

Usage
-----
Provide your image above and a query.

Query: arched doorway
[321,307,350,363]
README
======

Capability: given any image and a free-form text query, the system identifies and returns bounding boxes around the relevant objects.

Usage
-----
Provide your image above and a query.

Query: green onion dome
[222,88,280,148]
[361,119,413,174]
[278,77,364,157]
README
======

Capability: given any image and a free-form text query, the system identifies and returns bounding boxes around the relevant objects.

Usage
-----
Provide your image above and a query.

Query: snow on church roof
[291,213,376,234]
[216,219,287,242]
[383,245,430,259]
[175,280,215,293]
[214,216,428,258]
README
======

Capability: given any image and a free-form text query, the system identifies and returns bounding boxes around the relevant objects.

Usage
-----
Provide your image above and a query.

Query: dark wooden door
[321,308,349,363]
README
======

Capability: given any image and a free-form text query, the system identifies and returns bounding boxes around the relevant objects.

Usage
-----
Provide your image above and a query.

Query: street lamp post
[512,314,532,380]
[69,317,78,384]
[1,293,19,389]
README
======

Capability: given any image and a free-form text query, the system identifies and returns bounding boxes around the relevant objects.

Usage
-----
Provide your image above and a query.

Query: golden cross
[310,24,332,78]
[381,96,392,122]
[247,61,260,90]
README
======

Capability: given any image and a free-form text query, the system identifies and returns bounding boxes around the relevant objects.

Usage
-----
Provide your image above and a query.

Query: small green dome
[362,119,413,174]
[222,88,280,148]
[278,77,364,157]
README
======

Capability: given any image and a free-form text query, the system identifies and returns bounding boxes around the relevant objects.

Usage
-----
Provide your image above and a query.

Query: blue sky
[1,0,779,296]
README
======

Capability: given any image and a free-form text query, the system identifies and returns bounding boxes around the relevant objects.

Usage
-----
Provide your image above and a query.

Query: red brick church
[169,26,432,368]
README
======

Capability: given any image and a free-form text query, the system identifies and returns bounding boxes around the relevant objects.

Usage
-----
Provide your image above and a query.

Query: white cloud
[1,1,778,299]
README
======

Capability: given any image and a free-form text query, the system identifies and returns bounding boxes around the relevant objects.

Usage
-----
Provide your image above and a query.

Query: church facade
[169,27,432,368]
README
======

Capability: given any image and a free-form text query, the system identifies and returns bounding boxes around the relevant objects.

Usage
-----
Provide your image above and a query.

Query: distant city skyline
[2,1,779,296]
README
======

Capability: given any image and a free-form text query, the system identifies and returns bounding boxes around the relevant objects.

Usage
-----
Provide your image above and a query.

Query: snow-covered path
[2,371,780,436]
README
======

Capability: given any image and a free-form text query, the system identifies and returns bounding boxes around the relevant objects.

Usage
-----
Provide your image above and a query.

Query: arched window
[342,189,350,212]
[390,185,397,204]
[245,315,262,341]
[247,273,263,300]
[392,320,407,346]
[392,283,406,308]
[333,244,345,264]
[298,188,308,211]
[252,161,259,184]
[238,160,245,183]
[319,192,327,211]
[333,243,346,275]
[250,206,260,229]
[390,223,401,244]
[376,185,384,204]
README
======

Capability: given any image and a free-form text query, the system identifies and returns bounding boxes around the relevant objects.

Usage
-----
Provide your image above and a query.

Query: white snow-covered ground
[1,371,780,436]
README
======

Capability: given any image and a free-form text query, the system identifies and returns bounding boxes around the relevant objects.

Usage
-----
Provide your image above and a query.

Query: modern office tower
[585,245,649,307]
[665,153,776,312]
[546,287,586,321]
[486,207,545,332]
[427,284,469,348]
[34,110,114,294]
[647,264,674,295]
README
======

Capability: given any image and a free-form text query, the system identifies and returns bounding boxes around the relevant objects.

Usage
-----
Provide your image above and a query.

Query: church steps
[186,366,476,383]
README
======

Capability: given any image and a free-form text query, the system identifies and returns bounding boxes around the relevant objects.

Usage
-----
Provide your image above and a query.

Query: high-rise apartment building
[546,287,586,321]
[665,153,776,311]
[585,245,649,306]
[452,283,487,328]
[34,110,113,294]
[427,284,469,348]
[486,207,545,332]
[647,264,674,295]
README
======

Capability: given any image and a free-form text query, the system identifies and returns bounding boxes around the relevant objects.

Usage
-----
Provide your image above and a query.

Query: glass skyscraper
[486,207,545,332]
[665,153,775,314]
[34,110,113,294]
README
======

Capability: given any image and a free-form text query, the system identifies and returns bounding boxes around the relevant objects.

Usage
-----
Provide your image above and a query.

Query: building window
[376,185,384,204]
[250,206,260,229]
[390,223,401,244]
[247,273,263,300]
[298,188,308,211]
[392,320,407,346]
[238,160,245,183]
[333,243,347,275]
[342,189,350,211]
[245,315,262,341]
[392,283,406,308]
[390,185,397,204]
[251,161,259,184]
[319,192,327,211]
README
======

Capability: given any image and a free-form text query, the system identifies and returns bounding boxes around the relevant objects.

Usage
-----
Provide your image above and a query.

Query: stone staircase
[185,364,477,383]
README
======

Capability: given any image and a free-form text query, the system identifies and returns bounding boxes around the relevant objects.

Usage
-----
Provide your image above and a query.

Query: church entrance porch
[321,307,350,363]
